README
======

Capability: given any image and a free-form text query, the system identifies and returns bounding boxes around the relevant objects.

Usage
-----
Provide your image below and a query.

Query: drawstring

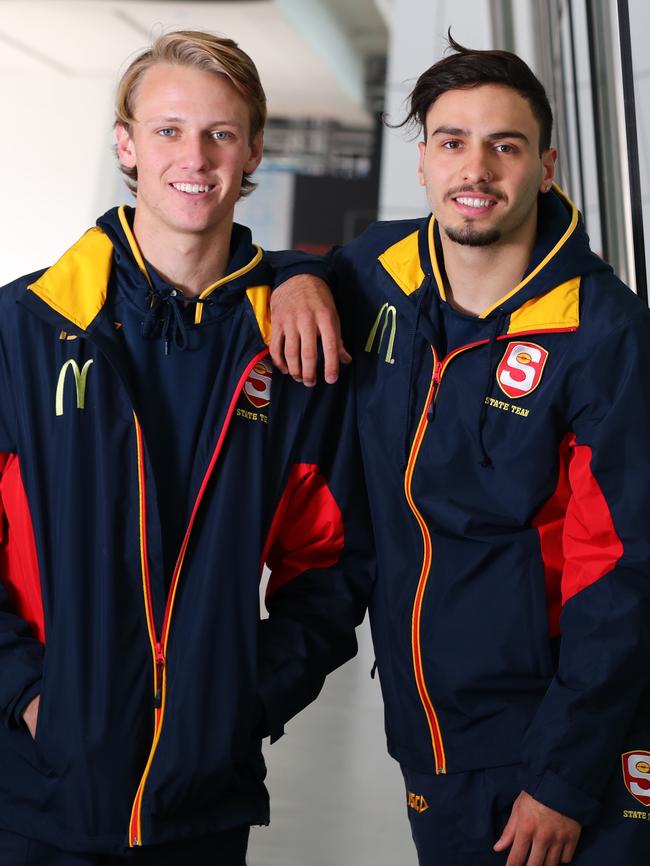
[400,277,431,472]
[141,289,214,355]
[477,309,507,469]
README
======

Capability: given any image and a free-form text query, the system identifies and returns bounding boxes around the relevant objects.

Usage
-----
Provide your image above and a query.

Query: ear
[115,123,137,169]
[417,140,427,188]
[540,146,557,192]
[244,130,264,174]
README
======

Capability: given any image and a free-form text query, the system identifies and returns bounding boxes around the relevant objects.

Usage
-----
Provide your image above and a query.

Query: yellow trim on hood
[507,276,581,334]
[194,245,264,324]
[426,184,580,318]
[28,207,266,332]
[378,230,425,296]
[28,227,113,330]
[117,206,152,288]
[117,205,265,324]
[479,184,579,318]
[246,285,271,345]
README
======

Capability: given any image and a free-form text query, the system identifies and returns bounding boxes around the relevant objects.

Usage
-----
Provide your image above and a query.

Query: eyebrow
[431,126,530,143]
[141,115,245,128]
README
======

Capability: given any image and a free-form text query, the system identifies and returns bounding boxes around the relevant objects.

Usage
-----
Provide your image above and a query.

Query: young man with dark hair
[271,38,650,866]
[0,30,372,865]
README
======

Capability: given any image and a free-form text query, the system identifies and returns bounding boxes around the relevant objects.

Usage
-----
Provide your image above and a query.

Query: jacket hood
[23,206,269,336]
[425,185,612,321]
[97,205,268,314]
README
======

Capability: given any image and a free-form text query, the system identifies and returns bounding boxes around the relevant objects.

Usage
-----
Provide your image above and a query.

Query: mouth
[451,194,499,215]
[170,182,215,196]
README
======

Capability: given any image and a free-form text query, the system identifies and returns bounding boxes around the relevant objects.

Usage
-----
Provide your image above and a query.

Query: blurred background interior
[1,1,647,863]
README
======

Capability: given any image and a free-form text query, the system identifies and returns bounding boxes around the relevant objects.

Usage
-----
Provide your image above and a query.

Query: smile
[171,182,215,194]
[453,196,497,210]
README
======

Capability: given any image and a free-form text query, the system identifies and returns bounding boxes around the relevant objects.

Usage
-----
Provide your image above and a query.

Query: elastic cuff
[271,260,330,290]
[256,692,285,744]
[522,766,601,826]
[9,680,42,730]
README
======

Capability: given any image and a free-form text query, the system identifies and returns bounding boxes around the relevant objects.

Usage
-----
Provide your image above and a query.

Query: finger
[523,838,549,866]
[560,835,580,863]
[504,832,531,866]
[283,327,303,382]
[542,842,563,866]
[320,323,342,385]
[339,344,352,365]
[298,320,319,387]
[494,815,517,852]
[269,327,289,375]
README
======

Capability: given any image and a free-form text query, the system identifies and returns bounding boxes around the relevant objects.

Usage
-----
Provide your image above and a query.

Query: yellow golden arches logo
[55,359,94,417]
[364,302,397,364]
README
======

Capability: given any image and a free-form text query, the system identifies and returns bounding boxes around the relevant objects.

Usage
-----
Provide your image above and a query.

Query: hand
[494,790,582,866]
[22,694,40,739]
[270,275,351,386]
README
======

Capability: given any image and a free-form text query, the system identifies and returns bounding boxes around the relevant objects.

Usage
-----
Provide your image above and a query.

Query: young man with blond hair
[0,30,371,865]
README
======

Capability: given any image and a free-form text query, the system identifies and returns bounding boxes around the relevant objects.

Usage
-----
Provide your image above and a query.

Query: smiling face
[115,62,263,243]
[417,83,556,248]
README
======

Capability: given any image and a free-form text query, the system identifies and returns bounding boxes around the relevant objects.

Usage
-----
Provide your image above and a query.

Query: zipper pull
[153,643,165,709]
[427,360,442,421]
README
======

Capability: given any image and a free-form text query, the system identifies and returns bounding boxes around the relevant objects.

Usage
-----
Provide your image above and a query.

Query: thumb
[494,812,517,852]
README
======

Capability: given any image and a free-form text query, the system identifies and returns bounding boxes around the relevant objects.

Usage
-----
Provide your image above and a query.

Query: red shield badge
[496,342,548,399]
[622,751,650,806]
[244,359,273,409]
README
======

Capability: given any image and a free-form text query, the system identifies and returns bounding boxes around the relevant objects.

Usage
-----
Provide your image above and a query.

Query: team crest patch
[496,342,548,399]
[244,359,272,408]
[622,751,650,807]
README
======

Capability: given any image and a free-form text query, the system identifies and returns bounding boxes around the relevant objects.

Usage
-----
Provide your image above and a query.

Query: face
[115,63,263,241]
[417,84,556,248]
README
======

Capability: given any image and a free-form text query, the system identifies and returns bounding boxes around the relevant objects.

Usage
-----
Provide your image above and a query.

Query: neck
[439,215,537,317]
[132,212,233,297]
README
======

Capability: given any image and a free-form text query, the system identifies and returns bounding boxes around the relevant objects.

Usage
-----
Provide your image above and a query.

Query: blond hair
[115,30,266,198]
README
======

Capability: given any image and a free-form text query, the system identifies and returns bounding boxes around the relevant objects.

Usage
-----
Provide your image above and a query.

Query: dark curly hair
[397,33,553,154]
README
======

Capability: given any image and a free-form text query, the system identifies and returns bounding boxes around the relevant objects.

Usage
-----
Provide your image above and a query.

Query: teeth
[172,183,212,194]
[456,196,494,208]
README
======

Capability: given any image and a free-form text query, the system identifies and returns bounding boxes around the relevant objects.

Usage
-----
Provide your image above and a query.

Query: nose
[180,132,210,171]
[461,146,493,184]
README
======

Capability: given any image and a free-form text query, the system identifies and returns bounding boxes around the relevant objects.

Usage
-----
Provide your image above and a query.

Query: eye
[495,143,516,153]
[210,130,234,141]
[441,140,462,150]
[157,128,176,138]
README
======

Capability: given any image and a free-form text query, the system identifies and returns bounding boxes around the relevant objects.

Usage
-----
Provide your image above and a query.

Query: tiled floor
[248,620,418,866]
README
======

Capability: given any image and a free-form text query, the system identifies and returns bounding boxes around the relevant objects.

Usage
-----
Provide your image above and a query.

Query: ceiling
[0,0,389,126]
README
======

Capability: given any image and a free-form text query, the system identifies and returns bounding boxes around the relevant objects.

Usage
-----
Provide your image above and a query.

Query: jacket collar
[377,184,584,334]
[25,207,268,336]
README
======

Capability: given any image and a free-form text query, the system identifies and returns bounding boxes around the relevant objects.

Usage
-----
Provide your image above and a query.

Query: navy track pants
[402,762,650,865]
[0,827,249,866]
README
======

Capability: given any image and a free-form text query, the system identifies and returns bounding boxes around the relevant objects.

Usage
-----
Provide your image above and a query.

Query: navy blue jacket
[0,208,373,853]
[336,186,650,825]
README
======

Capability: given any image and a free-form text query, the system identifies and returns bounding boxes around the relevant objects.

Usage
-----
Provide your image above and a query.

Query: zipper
[405,323,576,770]
[128,347,270,847]
[404,339,489,774]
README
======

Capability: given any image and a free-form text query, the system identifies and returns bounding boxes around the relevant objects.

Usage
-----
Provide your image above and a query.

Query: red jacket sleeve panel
[0,452,45,643]
[262,463,344,598]
[561,436,624,605]
[532,433,624,634]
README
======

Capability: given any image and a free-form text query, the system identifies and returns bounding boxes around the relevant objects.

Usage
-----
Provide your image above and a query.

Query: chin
[444,224,502,247]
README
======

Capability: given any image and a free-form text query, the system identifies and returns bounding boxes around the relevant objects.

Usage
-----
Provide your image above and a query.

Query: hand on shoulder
[270,275,350,386]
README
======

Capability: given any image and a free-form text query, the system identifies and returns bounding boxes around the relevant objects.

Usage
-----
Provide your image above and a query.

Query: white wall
[378,0,493,221]
[0,73,122,284]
